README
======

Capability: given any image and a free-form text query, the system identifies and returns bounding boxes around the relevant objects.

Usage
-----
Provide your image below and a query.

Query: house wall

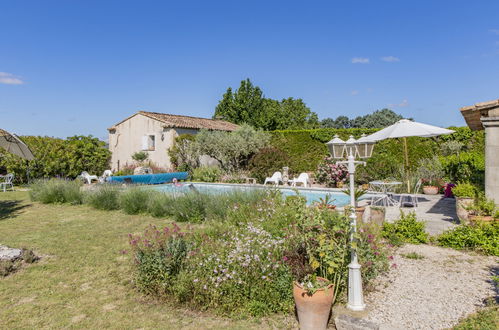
[108,114,199,171]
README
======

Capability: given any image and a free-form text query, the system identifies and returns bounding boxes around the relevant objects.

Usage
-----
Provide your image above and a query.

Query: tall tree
[214,79,319,130]
[214,79,265,126]
[321,109,404,129]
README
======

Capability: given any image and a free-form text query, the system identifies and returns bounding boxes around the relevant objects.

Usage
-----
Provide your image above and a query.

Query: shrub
[437,222,499,256]
[315,157,348,187]
[440,140,464,156]
[193,125,271,171]
[440,151,485,187]
[171,193,210,223]
[192,166,222,183]
[467,195,497,217]
[119,187,153,214]
[30,179,84,205]
[452,182,477,198]
[182,223,293,316]
[248,147,290,183]
[416,156,444,182]
[168,134,198,172]
[132,151,149,162]
[86,185,121,210]
[382,211,429,245]
[147,193,175,217]
[129,224,191,294]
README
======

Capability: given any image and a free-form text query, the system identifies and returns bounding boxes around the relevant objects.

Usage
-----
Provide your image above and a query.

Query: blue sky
[1,0,499,139]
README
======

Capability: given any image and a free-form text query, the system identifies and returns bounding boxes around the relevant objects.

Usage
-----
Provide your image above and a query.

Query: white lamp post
[326,134,375,311]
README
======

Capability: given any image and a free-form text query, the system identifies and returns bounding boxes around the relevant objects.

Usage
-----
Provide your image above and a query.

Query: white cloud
[381,56,400,62]
[489,29,499,35]
[351,90,359,96]
[351,57,370,64]
[0,72,24,85]
[389,99,409,108]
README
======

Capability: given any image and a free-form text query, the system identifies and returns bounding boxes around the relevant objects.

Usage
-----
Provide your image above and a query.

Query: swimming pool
[152,182,362,207]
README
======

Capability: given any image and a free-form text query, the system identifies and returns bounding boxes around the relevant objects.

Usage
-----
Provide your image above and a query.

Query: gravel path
[365,244,498,329]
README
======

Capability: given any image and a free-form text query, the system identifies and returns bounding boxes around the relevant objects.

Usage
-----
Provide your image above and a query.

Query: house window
[142,134,155,151]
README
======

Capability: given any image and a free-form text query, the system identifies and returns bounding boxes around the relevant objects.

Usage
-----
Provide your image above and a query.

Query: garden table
[369,180,402,206]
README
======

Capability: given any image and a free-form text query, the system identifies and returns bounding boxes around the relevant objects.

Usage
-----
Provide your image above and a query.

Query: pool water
[152,182,355,206]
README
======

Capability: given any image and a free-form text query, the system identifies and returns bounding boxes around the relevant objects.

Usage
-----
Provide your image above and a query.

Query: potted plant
[287,210,350,330]
[452,183,476,223]
[421,179,440,195]
[293,275,334,330]
[315,157,348,188]
[416,157,444,195]
[466,196,497,223]
[315,194,336,210]
[369,206,386,225]
[342,188,367,223]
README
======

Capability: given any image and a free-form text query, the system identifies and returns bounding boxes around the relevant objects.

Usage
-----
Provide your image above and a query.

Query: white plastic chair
[80,171,98,184]
[399,180,422,209]
[289,173,310,187]
[0,174,14,192]
[263,171,282,186]
[99,170,113,183]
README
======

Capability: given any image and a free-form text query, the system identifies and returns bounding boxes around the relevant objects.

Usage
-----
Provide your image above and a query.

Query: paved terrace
[360,194,458,236]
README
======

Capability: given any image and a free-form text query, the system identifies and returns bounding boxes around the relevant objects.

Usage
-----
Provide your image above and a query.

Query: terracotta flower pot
[422,186,439,195]
[456,197,474,224]
[369,207,385,225]
[293,278,334,330]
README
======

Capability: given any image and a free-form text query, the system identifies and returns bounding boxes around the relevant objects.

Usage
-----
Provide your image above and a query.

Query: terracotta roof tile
[459,99,499,131]
[109,111,239,131]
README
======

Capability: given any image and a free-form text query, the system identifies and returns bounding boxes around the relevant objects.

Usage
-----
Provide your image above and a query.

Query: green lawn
[0,191,294,329]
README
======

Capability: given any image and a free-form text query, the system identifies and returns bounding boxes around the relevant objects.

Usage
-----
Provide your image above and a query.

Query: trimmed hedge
[269,127,485,184]
[0,135,111,183]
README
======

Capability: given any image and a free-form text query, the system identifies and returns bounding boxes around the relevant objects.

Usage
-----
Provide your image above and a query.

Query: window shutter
[142,135,148,150]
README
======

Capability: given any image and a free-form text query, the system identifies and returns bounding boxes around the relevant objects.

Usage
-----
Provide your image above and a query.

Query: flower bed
[128,192,391,317]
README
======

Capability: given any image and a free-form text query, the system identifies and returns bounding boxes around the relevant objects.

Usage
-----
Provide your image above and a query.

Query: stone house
[108,111,239,171]
[460,99,499,203]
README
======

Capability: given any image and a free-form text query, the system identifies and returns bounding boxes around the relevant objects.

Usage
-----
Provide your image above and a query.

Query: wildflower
[389,255,394,260]
[193,278,199,283]
[203,285,207,290]
[391,263,397,268]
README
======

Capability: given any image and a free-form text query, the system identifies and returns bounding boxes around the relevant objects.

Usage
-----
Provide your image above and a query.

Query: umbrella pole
[404,137,410,192]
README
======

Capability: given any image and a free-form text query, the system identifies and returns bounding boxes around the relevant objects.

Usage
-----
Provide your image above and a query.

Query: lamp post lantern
[325,134,376,311]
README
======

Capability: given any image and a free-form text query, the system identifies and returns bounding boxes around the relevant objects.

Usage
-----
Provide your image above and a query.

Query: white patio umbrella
[365,119,454,190]
[0,129,34,160]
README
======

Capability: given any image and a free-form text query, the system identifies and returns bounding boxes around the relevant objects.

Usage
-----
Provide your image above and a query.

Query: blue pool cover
[108,172,189,185]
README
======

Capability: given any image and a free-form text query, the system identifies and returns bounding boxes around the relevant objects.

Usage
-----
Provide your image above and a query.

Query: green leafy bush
[437,222,499,256]
[30,179,84,205]
[452,182,477,198]
[467,195,497,217]
[85,185,121,210]
[129,223,191,294]
[248,147,290,183]
[0,135,110,183]
[192,166,222,182]
[168,134,198,172]
[382,211,429,245]
[147,193,175,217]
[131,151,148,162]
[119,187,153,214]
[440,151,485,186]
